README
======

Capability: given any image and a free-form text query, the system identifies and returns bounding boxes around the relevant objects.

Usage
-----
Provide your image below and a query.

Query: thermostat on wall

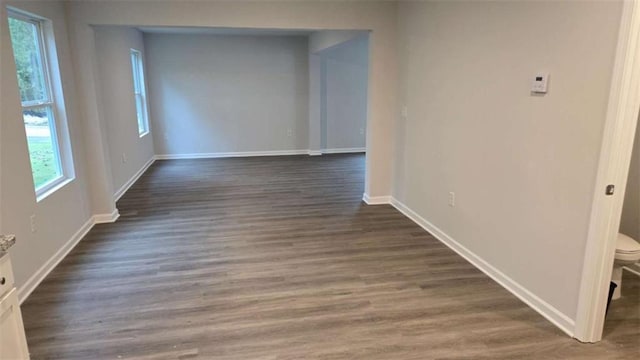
[531,72,549,94]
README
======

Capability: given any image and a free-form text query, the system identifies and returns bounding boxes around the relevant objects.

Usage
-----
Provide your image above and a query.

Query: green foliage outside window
[8,17,46,103]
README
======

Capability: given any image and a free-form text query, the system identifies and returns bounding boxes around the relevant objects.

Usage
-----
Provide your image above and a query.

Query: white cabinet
[0,288,30,359]
[0,255,29,360]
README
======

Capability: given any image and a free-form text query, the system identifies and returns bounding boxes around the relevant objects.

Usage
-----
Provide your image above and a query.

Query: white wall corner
[17,217,94,304]
[362,193,392,205]
[389,197,576,337]
[93,209,120,224]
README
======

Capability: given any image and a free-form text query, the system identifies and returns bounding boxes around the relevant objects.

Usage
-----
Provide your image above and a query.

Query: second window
[130,49,149,136]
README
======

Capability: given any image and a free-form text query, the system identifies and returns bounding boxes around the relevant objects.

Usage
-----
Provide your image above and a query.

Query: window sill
[36,177,74,203]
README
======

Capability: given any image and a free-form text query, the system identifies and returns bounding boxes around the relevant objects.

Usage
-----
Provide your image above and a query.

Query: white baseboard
[156,150,309,160]
[156,149,367,159]
[17,217,94,304]
[362,193,392,205]
[93,209,120,224]
[114,156,156,201]
[322,147,366,154]
[389,197,576,337]
[18,208,122,304]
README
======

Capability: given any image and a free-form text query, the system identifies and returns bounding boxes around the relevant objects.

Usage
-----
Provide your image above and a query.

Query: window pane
[130,49,149,136]
[130,51,141,93]
[135,94,146,133]
[8,17,48,103]
[24,106,62,188]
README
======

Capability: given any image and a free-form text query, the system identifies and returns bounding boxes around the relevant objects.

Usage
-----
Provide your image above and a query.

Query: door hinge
[606,184,615,196]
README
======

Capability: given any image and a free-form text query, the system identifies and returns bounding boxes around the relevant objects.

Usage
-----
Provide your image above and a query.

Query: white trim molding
[93,209,120,224]
[114,156,156,201]
[156,149,367,159]
[17,218,94,303]
[575,0,640,343]
[18,207,123,304]
[321,147,366,154]
[156,150,310,160]
[362,193,391,205]
[390,197,576,337]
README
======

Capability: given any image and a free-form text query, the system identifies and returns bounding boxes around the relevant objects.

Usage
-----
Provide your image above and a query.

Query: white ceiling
[137,26,314,37]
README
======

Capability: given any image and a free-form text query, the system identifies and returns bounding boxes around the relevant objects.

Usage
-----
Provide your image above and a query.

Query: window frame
[130,48,150,137]
[8,9,72,200]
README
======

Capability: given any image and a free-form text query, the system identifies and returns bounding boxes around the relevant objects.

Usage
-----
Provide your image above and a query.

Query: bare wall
[145,33,309,155]
[1,1,92,294]
[322,35,368,151]
[395,1,622,322]
[94,27,155,196]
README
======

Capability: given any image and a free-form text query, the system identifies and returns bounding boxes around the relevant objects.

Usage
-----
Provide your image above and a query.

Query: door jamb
[574,0,640,343]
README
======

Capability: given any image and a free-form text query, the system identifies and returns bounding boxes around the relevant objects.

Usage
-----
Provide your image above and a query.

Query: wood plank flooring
[21,154,639,359]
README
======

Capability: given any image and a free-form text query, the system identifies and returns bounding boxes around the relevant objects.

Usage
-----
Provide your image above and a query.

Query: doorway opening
[91,26,373,201]
[575,0,640,343]
[318,35,369,155]
[602,112,640,335]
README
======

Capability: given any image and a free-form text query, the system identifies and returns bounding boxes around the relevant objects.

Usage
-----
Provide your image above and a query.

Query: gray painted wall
[1,1,92,292]
[394,0,622,320]
[144,33,309,156]
[94,27,156,197]
[321,36,368,151]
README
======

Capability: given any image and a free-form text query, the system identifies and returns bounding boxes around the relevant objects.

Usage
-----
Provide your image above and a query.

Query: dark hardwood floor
[21,154,639,359]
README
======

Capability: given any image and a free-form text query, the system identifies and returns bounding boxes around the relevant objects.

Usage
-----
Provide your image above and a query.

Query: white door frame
[575,0,640,343]
[0,0,6,233]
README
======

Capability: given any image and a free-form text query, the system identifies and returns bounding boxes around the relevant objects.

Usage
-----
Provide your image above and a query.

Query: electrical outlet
[287,128,293,137]
[122,153,127,163]
[30,214,37,233]
[448,192,455,207]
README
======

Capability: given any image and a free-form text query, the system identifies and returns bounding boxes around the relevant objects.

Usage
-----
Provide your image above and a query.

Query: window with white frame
[8,10,72,197]
[130,49,149,136]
